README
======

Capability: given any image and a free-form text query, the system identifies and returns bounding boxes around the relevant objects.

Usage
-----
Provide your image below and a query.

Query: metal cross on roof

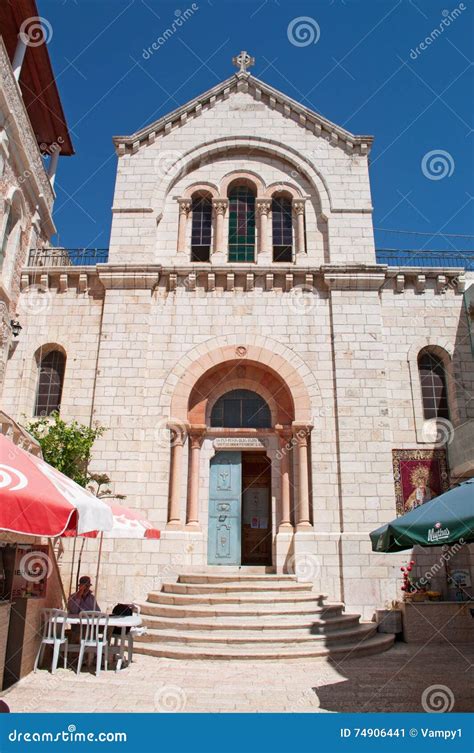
[232,50,255,73]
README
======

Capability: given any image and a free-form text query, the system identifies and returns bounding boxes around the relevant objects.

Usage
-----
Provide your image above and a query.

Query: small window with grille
[418,351,450,420]
[34,350,66,416]
[272,196,293,262]
[191,195,212,262]
[210,389,271,428]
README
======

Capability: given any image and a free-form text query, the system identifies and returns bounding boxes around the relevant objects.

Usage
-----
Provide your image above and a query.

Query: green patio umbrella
[370,478,474,553]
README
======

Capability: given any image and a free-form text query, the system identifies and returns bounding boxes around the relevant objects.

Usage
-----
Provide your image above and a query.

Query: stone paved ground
[2,642,473,713]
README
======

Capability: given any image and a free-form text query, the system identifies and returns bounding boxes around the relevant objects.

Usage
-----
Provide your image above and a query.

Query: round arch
[162,335,317,423]
[220,170,265,198]
[182,182,219,199]
[188,361,294,426]
[153,136,332,221]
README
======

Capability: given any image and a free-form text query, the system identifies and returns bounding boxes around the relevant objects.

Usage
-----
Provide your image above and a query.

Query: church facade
[3,53,473,617]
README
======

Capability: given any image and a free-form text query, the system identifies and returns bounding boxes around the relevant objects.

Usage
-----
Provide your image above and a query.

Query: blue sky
[41,0,473,254]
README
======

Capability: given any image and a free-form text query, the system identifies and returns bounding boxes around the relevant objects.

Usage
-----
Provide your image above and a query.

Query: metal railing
[28,248,109,267]
[376,249,474,270]
[27,247,473,270]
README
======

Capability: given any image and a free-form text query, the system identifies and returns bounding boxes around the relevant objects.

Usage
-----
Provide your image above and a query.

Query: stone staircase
[133,572,395,660]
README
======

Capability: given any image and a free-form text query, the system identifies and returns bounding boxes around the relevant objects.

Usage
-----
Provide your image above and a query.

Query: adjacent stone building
[2,50,473,618]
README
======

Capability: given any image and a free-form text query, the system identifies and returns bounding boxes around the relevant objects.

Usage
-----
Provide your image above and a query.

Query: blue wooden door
[208,451,242,565]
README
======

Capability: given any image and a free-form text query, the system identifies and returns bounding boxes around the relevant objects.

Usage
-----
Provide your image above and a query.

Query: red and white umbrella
[64,501,160,540]
[0,435,113,537]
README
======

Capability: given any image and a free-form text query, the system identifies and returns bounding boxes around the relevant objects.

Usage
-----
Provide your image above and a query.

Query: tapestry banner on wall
[392,449,450,517]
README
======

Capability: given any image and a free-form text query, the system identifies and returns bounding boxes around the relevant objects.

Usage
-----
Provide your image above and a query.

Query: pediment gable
[113,62,373,157]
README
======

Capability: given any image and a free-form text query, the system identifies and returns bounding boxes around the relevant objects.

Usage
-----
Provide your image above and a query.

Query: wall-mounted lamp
[10,319,22,337]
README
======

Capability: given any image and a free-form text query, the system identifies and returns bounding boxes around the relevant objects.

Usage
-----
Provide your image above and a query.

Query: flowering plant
[400,560,416,594]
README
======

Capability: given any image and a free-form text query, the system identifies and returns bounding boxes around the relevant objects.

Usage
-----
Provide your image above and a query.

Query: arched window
[228,186,256,262]
[191,194,212,262]
[34,350,66,416]
[272,195,293,262]
[418,350,450,420]
[211,389,271,428]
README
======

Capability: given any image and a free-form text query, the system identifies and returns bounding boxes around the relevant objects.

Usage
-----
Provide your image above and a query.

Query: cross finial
[232,50,255,74]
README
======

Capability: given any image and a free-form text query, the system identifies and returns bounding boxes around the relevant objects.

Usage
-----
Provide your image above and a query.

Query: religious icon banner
[392,449,450,516]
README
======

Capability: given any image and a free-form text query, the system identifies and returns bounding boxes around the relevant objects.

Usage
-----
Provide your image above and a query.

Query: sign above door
[213,437,268,451]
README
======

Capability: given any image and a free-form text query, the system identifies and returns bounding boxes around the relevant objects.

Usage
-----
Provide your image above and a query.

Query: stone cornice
[19,263,466,295]
[0,38,55,224]
[112,72,373,157]
[323,266,387,291]
[97,265,161,290]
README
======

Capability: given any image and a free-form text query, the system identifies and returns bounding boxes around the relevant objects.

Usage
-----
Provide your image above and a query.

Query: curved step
[133,632,395,660]
[139,613,361,633]
[162,582,314,595]
[135,623,374,647]
[147,591,327,606]
[138,601,344,619]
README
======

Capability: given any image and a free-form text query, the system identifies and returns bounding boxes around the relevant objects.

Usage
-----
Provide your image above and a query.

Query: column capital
[177,197,192,215]
[292,422,313,445]
[256,198,272,215]
[292,198,306,215]
[167,421,188,446]
[275,423,293,441]
[212,198,229,216]
[188,425,206,448]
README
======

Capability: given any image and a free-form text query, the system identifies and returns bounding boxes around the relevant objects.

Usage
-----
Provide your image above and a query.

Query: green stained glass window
[228,186,256,262]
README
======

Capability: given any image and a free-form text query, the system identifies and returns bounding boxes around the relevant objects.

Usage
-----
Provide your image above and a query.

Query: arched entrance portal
[166,354,314,567]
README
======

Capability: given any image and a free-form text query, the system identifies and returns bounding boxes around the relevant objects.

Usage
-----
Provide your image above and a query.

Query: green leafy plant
[26,413,106,488]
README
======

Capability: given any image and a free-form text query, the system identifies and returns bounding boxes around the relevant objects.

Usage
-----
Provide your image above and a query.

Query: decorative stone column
[276,425,293,531]
[256,199,271,256]
[212,199,228,254]
[167,422,188,528]
[176,198,191,254]
[293,422,313,530]
[186,426,206,529]
[292,199,306,256]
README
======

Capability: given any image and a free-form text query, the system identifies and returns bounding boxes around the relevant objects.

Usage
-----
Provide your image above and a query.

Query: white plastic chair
[34,609,68,674]
[76,611,110,676]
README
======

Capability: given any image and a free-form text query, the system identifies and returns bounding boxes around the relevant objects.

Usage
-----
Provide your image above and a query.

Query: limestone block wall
[110,89,375,267]
[381,277,474,451]
[2,267,472,619]
[1,277,104,424]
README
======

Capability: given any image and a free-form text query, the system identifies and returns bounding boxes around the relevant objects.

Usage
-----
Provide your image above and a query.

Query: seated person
[67,575,100,614]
